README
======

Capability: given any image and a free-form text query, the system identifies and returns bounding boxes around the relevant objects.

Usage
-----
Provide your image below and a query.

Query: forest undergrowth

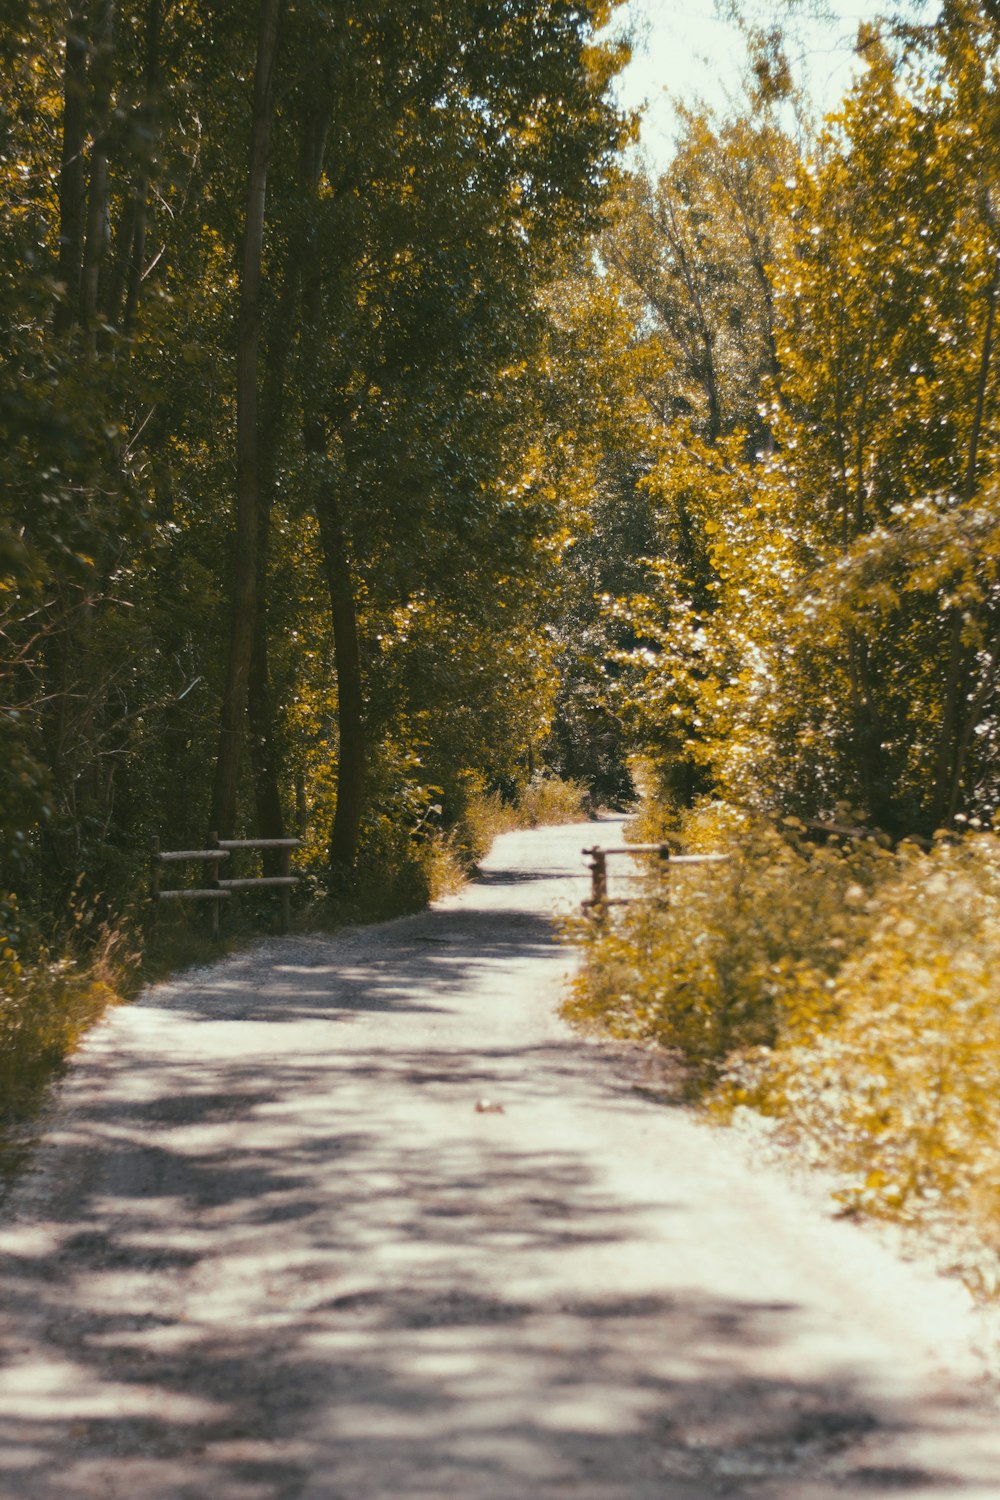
[0,774,589,1172]
[563,796,1000,1301]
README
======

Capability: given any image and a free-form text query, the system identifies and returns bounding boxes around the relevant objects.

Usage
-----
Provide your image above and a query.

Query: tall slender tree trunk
[246,257,303,853]
[244,108,329,853]
[317,493,365,882]
[210,0,283,839]
[295,102,366,884]
[45,1,118,872]
[845,629,887,827]
[79,0,116,335]
[106,0,161,338]
[931,229,1000,828]
[45,0,90,866]
[55,2,88,332]
[246,497,286,853]
[296,334,367,881]
[661,194,721,442]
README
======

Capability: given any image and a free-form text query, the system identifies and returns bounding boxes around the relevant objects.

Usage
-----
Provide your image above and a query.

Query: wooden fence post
[584,846,608,919]
[150,836,160,930]
[209,831,221,941]
[581,843,728,919]
[150,835,299,932]
[658,841,671,907]
[279,843,291,934]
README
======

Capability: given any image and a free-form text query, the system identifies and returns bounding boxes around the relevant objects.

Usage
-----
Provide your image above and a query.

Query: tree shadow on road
[143,904,576,1025]
[0,847,993,1499]
[1,1045,989,1500]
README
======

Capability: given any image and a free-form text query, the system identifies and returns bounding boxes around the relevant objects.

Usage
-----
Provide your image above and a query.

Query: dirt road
[2,819,1000,1499]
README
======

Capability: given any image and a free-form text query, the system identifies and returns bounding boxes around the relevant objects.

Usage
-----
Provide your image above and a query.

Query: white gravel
[2,818,1000,1499]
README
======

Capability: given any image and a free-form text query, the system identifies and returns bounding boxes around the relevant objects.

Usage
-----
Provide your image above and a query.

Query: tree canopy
[0,0,630,927]
[5,0,1000,960]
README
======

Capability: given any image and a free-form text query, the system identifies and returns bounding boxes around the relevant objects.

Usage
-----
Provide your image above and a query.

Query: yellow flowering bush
[719,835,1000,1273]
[563,803,889,1082]
[565,804,1000,1288]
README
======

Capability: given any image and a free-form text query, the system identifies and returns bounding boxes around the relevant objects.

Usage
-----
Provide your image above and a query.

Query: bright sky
[608,1,936,166]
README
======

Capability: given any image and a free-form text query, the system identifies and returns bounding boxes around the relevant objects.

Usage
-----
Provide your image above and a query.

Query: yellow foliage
[428,772,590,900]
[563,803,888,1082]
[564,803,1000,1293]
[717,834,1000,1290]
[0,946,118,1135]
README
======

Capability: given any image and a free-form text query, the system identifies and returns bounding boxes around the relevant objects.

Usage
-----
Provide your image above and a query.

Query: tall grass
[0,908,130,1160]
[563,802,1000,1296]
[428,772,591,898]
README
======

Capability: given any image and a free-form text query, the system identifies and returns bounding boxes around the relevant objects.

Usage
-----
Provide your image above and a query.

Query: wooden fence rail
[581,815,898,918]
[582,842,730,917]
[151,833,301,937]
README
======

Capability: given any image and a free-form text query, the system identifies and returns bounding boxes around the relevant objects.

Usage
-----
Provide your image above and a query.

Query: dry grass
[563,800,1000,1297]
[428,773,591,900]
[0,920,125,1157]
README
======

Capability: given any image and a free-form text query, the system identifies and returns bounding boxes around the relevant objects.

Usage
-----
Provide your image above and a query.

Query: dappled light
[3,824,999,1497]
[6,1,1000,1493]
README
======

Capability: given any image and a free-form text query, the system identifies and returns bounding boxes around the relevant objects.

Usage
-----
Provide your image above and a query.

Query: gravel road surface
[2,819,1000,1500]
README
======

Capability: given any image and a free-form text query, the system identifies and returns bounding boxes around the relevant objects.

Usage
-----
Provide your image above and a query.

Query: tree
[601,109,791,448]
[608,17,1000,836]
[254,0,632,879]
[209,0,284,839]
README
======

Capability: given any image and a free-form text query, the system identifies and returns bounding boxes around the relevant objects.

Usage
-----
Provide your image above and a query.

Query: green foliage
[564,804,889,1082]
[600,19,1000,837]
[0,3,630,857]
[0,0,633,1148]
[716,831,1000,1292]
[566,793,1000,1291]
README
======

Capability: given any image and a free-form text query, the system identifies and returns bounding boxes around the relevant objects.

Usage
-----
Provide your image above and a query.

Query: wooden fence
[580,818,901,918]
[582,841,730,917]
[151,834,301,937]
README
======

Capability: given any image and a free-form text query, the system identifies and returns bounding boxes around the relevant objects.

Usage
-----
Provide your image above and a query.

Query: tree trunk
[106,0,162,338]
[209,0,283,839]
[931,226,999,827]
[298,384,366,884]
[79,0,116,334]
[46,4,91,858]
[244,109,328,852]
[930,611,965,830]
[295,101,366,884]
[661,193,722,442]
[845,629,890,828]
[45,2,120,873]
[246,498,287,855]
[317,491,365,883]
[55,2,89,331]
[246,257,303,853]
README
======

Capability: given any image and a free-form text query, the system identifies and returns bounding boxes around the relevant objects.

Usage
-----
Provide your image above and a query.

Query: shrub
[427,771,592,900]
[0,920,121,1142]
[718,833,1000,1277]
[563,802,888,1083]
[519,772,590,828]
[564,799,1000,1292]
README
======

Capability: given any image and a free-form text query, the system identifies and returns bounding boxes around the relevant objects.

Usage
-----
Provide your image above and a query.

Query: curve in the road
[1,819,999,1500]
